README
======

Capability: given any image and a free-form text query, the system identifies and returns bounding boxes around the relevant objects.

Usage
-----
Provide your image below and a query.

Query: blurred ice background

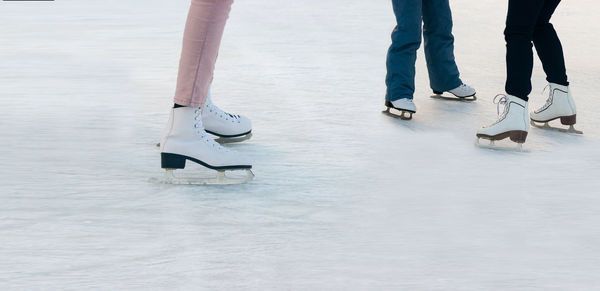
[1,0,599,289]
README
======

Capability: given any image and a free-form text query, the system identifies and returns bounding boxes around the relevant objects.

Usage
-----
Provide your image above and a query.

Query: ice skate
[151,107,254,185]
[476,94,529,151]
[202,91,253,143]
[530,83,582,134]
[432,83,477,101]
[382,98,416,120]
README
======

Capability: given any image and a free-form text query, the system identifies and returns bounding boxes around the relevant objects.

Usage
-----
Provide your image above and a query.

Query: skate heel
[560,115,576,125]
[509,131,528,143]
[161,153,186,169]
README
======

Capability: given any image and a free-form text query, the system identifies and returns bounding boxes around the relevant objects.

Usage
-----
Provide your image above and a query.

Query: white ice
[1,0,600,289]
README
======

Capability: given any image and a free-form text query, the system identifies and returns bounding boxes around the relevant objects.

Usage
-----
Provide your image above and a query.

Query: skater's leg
[159,0,252,185]
[533,0,569,86]
[422,0,462,92]
[173,0,233,107]
[529,0,579,133]
[504,0,544,101]
[476,0,545,146]
[385,0,423,101]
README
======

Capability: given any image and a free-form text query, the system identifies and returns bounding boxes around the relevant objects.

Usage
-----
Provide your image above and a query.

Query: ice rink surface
[1,0,600,289]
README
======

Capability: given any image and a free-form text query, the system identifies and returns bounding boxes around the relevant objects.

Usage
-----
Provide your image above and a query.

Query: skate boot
[530,83,582,134]
[155,107,254,185]
[432,83,477,101]
[202,92,252,143]
[383,98,416,120]
[476,94,529,151]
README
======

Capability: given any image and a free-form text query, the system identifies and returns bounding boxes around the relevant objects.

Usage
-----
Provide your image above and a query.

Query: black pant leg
[504,0,545,101]
[533,0,569,86]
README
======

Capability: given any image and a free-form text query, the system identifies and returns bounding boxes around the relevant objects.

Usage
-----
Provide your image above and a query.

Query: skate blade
[530,121,583,135]
[215,133,253,144]
[474,139,530,153]
[382,107,413,120]
[149,169,254,185]
[430,94,477,102]
[155,132,253,148]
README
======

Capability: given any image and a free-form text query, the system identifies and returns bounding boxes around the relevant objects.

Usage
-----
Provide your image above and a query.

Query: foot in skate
[530,83,582,134]
[153,106,253,185]
[202,91,253,143]
[432,83,477,101]
[382,98,416,120]
[476,94,529,151]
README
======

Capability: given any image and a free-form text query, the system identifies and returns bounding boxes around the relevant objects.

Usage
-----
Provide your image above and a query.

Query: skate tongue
[506,95,527,106]
[549,83,569,91]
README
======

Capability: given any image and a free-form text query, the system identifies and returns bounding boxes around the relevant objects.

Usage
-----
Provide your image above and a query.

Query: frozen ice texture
[1,0,599,289]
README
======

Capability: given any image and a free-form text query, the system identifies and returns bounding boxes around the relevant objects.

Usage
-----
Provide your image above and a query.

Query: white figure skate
[203,91,253,144]
[382,98,416,120]
[476,94,529,152]
[151,107,254,185]
[530,83,582,134]
[432,83,477,102]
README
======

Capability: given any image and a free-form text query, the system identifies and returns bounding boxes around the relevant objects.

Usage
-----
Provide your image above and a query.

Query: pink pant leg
[173,0,234,107]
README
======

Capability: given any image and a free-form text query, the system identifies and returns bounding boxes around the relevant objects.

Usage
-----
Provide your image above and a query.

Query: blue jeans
[386,0,463,101]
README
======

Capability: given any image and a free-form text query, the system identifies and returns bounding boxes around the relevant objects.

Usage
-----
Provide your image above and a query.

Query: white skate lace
[494,94,508,116]
[204,101,241,124]
[194,109,229,152]
[536,85,553,113]
[486,94,508,127]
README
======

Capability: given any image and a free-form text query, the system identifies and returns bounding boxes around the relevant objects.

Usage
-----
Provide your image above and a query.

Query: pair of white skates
[154,94,254,185]
[383,83,477,120]
[476,83,581,151]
